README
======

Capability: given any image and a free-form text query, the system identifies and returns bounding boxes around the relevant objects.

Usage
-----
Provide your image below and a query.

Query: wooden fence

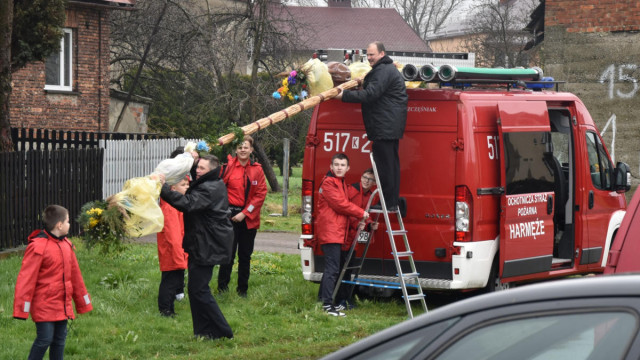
[0,149,103,250]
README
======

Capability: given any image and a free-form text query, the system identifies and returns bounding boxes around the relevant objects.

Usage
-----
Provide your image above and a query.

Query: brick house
[530,0,640,183]
[9,0,135,133]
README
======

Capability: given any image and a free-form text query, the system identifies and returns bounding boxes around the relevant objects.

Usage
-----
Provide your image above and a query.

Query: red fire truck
[299,67,631,292]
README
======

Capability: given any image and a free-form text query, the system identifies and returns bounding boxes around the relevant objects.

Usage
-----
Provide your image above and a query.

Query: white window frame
[45,28,73,91]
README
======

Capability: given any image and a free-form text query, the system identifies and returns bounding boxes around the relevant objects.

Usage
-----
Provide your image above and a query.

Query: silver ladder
[333,153,428,318]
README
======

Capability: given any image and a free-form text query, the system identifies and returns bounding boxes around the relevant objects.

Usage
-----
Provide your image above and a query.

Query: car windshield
[434,311,637,360]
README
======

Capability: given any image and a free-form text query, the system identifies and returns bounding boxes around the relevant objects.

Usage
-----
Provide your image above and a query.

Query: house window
[45,28,73,91]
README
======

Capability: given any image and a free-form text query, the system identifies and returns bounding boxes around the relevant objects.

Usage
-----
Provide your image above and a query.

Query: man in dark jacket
[337,41,408,209]
[160,154,234,340]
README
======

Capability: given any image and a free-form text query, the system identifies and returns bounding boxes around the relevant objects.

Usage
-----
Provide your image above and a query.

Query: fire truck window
[586,132,612,190]
[549,110,571,166]
[503,132,555,195]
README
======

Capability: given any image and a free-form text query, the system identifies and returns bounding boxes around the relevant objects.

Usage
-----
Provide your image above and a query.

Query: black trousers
[158,269,185,313]
[187,260,233,339]
[218,218,257,294]
[319,243,342,306]
[372,139,400,207]
[335,250,354,303]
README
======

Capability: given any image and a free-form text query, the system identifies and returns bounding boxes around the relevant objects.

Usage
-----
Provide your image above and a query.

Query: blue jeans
[29,320,68,360]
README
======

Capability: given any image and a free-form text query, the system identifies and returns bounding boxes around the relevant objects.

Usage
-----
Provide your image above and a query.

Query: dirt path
[136,231,300,255]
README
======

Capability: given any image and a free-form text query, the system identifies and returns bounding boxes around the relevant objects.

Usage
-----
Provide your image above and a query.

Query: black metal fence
[11,127,168,151]
[0,148,103,250]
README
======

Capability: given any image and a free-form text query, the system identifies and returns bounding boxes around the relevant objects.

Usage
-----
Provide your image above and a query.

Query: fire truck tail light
[302,180,314,234]
[455,185,473,242]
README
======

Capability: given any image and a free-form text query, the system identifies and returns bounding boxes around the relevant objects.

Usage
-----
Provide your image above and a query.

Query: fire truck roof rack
[402,64,565,91]
[440,78,567,92]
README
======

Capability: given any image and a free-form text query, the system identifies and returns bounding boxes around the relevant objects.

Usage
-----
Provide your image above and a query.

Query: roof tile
[283,7,431,53]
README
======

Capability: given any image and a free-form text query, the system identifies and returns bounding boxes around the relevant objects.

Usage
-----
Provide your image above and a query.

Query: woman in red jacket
[14,205,93,360]
[217,135,267,297]
[157,176,189,317]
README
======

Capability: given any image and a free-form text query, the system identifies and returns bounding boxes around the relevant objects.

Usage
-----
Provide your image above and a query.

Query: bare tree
[110,0,309,191]
[463,0,539,68]
[392,0,464,40]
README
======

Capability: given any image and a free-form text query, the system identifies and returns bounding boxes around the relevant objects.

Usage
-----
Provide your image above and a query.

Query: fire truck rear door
[498,101,555,281]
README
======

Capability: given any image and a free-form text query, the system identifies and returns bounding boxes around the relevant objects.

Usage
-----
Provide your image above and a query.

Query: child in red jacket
[14,205,93,360]
[157,176,189,317]
[316,153,368,317]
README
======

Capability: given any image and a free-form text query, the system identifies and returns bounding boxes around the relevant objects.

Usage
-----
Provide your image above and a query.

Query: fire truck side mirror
[613,162,631,193]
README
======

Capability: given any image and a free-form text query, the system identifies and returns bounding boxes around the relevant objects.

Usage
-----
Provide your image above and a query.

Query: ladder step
[368,208,400,214]
[343,278,421,289]
[400,272,420,279]
[390,230,408,236]
[393,251,414,257]
[403,294,426,301]
[344,265,362,271]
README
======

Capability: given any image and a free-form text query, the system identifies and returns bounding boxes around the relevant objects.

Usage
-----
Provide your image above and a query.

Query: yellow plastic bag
[111,176,164,237]
[301,58,333,96]
[349,62,371,79]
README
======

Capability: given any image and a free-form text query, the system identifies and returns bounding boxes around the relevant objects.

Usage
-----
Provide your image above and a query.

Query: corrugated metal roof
[282,7,431,53]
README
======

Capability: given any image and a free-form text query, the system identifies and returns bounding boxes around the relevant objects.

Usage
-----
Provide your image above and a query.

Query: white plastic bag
[153,153,194,185]
[152,141,195,185]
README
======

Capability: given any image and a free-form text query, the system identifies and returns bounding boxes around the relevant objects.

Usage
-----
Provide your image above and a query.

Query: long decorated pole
[215,77,364,146]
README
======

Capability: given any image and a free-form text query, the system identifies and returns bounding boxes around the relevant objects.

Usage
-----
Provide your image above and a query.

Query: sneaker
[175,293,185,301]
[160,309,176,317]
[337,299,357,310]
[323,304,346,317]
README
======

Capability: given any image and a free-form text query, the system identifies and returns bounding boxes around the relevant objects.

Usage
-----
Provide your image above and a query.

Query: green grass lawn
[260,167,302,233]
[1,240,412,359]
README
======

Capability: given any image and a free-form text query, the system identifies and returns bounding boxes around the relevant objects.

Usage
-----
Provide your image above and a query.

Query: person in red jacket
[334,168,379,309]
[345,168,378,251]
[316,153,368,317]
[157,176,189,317]
[217,135,268,297]
[14,205,93,360]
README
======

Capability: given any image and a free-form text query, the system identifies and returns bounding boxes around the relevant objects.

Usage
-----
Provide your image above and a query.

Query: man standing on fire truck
[336,41,407,210]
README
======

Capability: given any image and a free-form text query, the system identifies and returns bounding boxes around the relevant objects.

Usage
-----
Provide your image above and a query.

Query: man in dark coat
[337,41,408,209]
[160,154,234,340]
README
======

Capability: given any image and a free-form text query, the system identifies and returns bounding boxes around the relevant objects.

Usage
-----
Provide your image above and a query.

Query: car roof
[323,274,640,359]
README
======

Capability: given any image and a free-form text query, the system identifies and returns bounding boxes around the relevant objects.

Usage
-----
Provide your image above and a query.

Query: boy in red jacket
[334,168,379,309]
[316,153,368,317]
[14,205,93,360]
[157,176,190,317]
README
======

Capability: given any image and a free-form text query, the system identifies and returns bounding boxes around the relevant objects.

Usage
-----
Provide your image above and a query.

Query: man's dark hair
[332,153,349,165]
[200,154,220,170]
[170,146,184,159]
[372,41,385,53]
[43,205,68,232]
[363,168,374,175]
